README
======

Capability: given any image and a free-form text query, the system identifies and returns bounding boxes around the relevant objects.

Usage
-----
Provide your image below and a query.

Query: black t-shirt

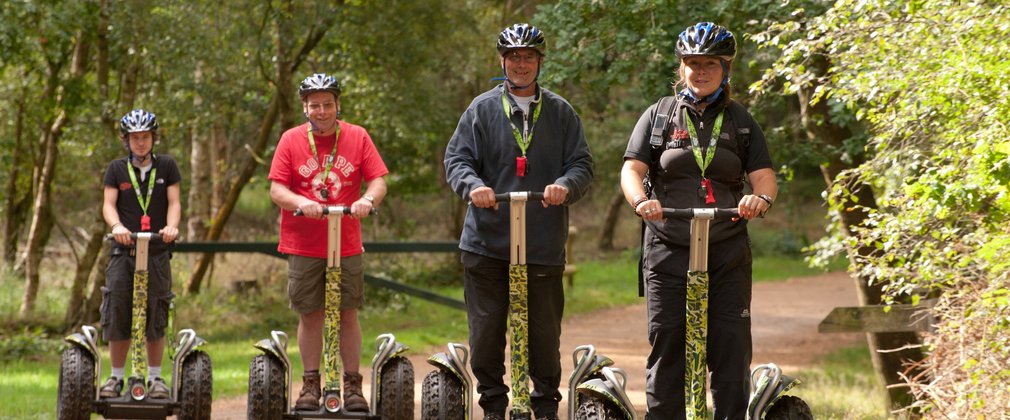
[624,95,773,246]
[103,154,181,252]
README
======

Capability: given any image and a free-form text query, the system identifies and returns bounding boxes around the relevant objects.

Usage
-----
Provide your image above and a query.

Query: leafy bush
[0,329,62,364]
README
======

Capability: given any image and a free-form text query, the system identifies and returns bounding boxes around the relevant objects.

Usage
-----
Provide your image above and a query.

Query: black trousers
[642,231,753,420]
[461,251,565,417]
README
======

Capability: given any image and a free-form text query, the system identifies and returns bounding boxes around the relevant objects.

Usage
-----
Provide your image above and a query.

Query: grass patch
[790,344,890,419]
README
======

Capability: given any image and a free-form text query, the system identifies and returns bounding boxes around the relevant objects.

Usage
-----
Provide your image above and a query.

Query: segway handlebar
[104,232,164,242]
[661,208,740,220]
[494,191,545,202]
[294,207,378,216]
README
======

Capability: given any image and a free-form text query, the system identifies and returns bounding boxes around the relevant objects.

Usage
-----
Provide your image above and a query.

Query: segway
[57,232,213,420]
[248,205,414,420]
[421,191,548,420]
[574,207,812,419]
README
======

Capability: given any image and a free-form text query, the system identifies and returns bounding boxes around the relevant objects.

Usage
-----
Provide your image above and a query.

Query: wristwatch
[362,195,375,203]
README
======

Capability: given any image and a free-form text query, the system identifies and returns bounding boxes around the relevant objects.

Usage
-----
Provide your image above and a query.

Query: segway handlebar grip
[493,191,546,202]
[660,208,740,220]
[104,232,164,242]
[294,207,378,216]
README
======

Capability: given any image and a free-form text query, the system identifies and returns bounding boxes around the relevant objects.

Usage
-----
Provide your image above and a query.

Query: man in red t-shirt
[268,73,388,412]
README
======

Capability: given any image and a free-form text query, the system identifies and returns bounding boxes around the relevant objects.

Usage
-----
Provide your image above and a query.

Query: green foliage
[756,0,1010,415]
[0,329,62,363]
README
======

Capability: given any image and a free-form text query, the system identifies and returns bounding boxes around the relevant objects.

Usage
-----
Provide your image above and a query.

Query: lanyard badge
[308,124,341,200]
[686,111,724,205]
[501,88,541,178]
[127,163,157,231]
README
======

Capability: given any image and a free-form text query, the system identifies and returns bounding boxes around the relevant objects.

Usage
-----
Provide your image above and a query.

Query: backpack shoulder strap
[649,96,678,149]
[647,96,679,168]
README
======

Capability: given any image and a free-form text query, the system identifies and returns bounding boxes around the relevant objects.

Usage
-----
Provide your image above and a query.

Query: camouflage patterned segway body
[247,206,414,420]
[58,232,212,420]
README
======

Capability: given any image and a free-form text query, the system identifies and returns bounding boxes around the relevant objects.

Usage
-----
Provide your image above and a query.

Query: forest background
[1,0,1008,418]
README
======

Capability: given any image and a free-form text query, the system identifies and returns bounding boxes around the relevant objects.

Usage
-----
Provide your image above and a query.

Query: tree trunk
[21,111,66,318]
[187,64,211,243]
[184,6,338,294]
[211,116,229,217]
[597,190,624,251]
[83,249,111,326]
[3,93,26,266]
[64,212,110,330]
[797,56,923,412]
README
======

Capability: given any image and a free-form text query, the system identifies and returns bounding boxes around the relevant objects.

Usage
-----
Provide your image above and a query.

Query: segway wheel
[177,350,213,420]
[57,346,95,420]
[764,395,813,420]
[575,393,625,420]
[376,356,415,420]
[248,354,287,420]
[420,369,464,420]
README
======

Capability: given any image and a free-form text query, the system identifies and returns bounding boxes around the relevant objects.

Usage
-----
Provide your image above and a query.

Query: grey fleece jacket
[445,84,594,266]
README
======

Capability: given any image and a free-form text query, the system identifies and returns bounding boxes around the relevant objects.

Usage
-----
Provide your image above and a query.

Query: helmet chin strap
[680,59,731,105]
[501,61,541,92]
[304,112,339,133]
[124,141,153,165]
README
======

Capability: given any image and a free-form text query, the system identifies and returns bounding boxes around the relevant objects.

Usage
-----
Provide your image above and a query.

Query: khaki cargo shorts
[287,253,364,314]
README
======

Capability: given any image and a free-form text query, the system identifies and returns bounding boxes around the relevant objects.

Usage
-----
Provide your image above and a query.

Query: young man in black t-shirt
[98,109,182,400]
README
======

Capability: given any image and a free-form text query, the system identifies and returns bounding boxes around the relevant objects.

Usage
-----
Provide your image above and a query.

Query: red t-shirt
[268,121,388,258]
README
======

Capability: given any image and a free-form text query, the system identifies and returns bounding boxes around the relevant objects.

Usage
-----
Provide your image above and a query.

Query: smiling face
[500,47,542,95]
[682,55,726,98]
[302,91,340,135]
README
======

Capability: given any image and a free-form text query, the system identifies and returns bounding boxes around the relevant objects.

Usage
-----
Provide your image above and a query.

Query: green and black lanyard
[307,123,341,200]
[501,87,541,177]
[127,161,156,231]
[685,110,724,205]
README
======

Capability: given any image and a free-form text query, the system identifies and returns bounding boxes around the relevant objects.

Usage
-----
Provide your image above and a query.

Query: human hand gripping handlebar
[493,191,546,202]
[659,207,740,220]
[104,232,165,242]
[293,206,378,216]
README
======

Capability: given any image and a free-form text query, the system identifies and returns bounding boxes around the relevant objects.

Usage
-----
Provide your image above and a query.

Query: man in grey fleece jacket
[443,23,594,420]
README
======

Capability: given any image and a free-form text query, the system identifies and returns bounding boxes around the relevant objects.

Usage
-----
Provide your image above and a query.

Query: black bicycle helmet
[119,109,159,135]
[675,22,736,61]
[298,73,341,99]
[497,23,546,56]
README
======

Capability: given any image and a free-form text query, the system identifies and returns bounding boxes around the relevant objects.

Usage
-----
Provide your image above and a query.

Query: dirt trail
[208,271,863,419]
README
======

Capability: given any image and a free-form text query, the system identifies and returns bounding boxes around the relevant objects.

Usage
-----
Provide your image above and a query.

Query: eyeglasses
[505,52,540,64]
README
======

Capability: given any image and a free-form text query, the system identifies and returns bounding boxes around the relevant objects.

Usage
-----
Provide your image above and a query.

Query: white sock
[148,366,162,379]
[111,367,125,379]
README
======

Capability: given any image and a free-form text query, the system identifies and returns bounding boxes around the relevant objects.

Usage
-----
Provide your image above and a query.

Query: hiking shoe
[148,377,170,399]
[295,371,322,410]
[342,372,369,412]
[99,376,123,398]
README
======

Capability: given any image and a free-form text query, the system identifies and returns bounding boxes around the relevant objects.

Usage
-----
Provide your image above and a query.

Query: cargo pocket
[148,291,176,340]
[99,286,113,330]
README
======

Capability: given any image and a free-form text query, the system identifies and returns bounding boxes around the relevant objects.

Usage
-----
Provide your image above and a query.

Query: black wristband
[632,195,648,212]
